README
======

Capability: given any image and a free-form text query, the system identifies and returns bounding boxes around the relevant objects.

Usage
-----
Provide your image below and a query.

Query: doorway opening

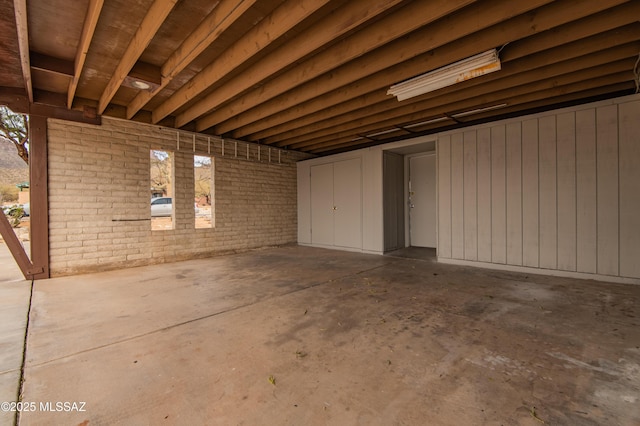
[382,140,437,260]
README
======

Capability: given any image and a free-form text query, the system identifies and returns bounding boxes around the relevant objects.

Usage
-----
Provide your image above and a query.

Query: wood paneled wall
[438,97,640,280]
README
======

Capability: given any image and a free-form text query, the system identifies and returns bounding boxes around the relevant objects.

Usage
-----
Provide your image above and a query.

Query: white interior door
[333,158,362,249]
[311,163,334,246]
[409,154,437,247]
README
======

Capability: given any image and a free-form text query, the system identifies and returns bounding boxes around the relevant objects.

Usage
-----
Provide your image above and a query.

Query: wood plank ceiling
[1,0,639,156]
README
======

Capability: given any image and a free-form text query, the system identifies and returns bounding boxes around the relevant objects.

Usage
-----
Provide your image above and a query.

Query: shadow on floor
[384,246,436,261]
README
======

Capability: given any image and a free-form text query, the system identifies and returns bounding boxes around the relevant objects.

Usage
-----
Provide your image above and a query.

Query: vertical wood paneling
[575,109,597,273]
[451,133,464,259]
[476,128,492,262]
[363,149,384,253]
[491,125,506,264]
[463,131,478,261]
[596,105,619,276]
[310,163,334,246]
[333,158,362,249]
[521,119,539,267]
[556,112,577,271]
[434,95,640,280]
[538,115,557,269]
[506,122,522,266]
[618,100,640,278]
[437,137,452,258]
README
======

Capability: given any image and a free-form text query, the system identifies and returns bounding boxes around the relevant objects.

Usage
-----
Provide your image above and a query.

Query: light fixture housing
[130,80,151,90]
[388,49,501,101]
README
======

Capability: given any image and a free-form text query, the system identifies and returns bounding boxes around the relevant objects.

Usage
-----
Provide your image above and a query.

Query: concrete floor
[0,243,31,426]
[3,245,639,425]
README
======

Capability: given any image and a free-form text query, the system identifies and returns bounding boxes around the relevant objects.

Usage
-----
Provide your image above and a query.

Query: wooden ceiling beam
[299,64,633,150]
[68,0,103,108]
[29,103,101,125]
[122,61,162,92]
[126,0,256,119]
[168,0,409,127]
[295,62,634,150]
[13,0,32,102]
[30,52,74,77]
[151,0,337,124]
[215,0,627,136]
[501,3,640,63]
[312,81,635,154]
[235,0,637,140]
[268,30,640,146]
[195,0,477,132]
[97,0,178,114]
[0,86,100,124]
[33,89,67,108]
[210,0,554,135]
[0,86,29,113]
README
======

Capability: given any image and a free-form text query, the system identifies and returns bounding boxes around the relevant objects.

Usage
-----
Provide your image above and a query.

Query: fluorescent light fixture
[388,49,501,101]
[404,116,449,128]
[452,103,508,118]
[366,128,400,138]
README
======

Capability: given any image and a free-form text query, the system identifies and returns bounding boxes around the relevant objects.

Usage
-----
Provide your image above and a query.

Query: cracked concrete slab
[11,246,640,425]
[0,242,31,426]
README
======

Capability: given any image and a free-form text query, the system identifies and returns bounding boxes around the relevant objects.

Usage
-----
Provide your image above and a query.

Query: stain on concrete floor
[13,246,640,425]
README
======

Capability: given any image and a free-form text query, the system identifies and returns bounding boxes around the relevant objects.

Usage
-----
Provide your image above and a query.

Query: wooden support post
[29,115,49,279]
[0,210,40,279]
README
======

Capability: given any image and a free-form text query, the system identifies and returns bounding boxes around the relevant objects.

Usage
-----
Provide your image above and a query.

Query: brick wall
[47,117,310,276]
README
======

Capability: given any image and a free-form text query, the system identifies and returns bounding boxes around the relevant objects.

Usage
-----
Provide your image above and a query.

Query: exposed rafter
[316,82,634,154]
[267,30,640,147]
[126,0,257,119]
[213,0,625,138]
[2,0,637,155]
[97,0,178,114]
[301,68,634,152]
[167,0,407,127]
[152,0,337,124]
[30,52,74,77]
[213,0,561,135]
[239,0,640,141]
[68,0,104,108]
[13,0,32,102]
[195,0,477,132]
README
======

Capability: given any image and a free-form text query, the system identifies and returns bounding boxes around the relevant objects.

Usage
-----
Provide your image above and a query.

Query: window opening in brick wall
[150,150,174,230]
[194,155,214,228]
